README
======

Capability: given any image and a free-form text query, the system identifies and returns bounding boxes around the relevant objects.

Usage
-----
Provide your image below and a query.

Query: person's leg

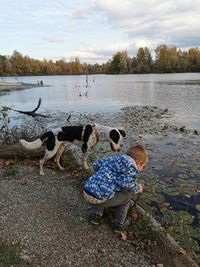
[101,191,130,224]
[90,203,104,217]
[90,191,130,225]
[89,204,104,225]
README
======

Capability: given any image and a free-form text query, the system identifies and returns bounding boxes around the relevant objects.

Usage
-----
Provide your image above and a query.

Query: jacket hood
[107,154,138,176]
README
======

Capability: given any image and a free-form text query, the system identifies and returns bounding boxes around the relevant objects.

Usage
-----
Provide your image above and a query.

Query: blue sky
[0,0,200,63]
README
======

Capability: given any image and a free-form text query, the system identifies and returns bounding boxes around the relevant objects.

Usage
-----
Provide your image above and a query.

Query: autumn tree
[155,45,179,72]
[188,48,200,72]
[135,47,152,73]
[10,50,25,75]
[109,51,129,74]
[176,50,189,72]
[0,55,9,76]
[0,46,200,76]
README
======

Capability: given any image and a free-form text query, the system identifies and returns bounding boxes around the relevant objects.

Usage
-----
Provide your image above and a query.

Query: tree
[155,44,169,72]
[176,50,189,72]
[188,48,200,72]
[0,55,7,76]
[109,51,129,74]
[0,45,199,76]
[135,47,152,73]
[10,50,25,75]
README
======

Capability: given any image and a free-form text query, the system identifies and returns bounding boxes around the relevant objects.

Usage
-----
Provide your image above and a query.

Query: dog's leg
[39,143,60,175]
[82,153,92,172]
[83,153,88,169]
[54,143,67,170]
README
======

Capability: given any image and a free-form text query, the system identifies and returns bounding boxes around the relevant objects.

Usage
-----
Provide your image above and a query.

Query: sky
[0,0,200,64]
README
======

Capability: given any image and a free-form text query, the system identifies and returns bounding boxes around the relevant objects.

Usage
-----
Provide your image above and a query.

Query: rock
[179,126,185,132]
[20,253,31,263]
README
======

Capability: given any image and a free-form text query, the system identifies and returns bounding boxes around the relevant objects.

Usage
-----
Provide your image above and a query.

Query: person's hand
[138,183,145,193]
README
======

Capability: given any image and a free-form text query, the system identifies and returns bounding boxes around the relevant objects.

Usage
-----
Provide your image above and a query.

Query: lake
[1,73,200,129]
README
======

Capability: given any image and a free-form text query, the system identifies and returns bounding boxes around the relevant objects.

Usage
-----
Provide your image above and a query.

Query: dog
[19,123,126,175]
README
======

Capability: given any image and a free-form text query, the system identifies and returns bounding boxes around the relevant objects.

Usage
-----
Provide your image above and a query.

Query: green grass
[0,242,31,266]
[3,163,18,176]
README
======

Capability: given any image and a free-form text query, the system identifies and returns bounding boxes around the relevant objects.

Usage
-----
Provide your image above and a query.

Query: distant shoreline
[0,82,47,97]
[0,82,19,86]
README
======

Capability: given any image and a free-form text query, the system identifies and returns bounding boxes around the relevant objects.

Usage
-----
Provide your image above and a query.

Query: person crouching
[83,144,148,234]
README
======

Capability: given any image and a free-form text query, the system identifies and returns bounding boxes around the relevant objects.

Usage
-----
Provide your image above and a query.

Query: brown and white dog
[19,123,126,175]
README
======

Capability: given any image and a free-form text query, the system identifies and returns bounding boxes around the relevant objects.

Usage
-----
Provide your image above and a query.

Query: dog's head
[108,128,126,152]
[81,124,126,153]
[94,124,126,152]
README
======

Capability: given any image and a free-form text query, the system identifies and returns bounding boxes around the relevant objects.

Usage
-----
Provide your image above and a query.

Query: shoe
[90,214,102,225]
[113,222,124,234]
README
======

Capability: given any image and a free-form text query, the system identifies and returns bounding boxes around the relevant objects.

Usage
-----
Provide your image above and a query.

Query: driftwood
[0,144,44,159]
[12,98,49,117]
[67,114,71,123]
[130,199,199,267]
[0,144,76,160]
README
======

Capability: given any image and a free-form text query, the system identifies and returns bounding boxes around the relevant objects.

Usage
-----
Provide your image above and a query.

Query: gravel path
[0,162,152,267]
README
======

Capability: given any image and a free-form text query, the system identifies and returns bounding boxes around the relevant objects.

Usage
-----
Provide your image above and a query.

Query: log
[0,144,80,161]
[0,145,45,159]
[130,199,199,267]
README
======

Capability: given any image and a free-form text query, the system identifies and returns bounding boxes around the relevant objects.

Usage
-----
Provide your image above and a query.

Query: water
[1,73,200,129]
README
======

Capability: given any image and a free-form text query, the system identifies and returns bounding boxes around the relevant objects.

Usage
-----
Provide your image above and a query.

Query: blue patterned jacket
[84,154,140,200]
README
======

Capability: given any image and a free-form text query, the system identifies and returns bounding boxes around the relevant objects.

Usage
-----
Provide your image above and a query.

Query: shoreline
[0,82,47,97]
[0,104,199,264]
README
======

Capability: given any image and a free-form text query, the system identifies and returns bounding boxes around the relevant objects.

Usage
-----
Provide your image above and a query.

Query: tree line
[0,45,200,76]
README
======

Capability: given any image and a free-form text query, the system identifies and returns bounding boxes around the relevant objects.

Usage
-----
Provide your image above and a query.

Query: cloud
[1,0,200,64]
[58,50,108,64]
[43,36,68,43]
[67,7,92,20]
[68,0,200,50]
[59,41,138,63]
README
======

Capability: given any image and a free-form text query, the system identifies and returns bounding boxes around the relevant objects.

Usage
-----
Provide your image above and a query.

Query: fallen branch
[0,144,44,159]
[0,144,77,161]
[12,98,49,117]
[130,199,199,267]
[67,114,71,123]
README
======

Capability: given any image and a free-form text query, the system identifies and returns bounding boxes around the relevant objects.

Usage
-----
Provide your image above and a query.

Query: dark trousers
[90,191,130,224]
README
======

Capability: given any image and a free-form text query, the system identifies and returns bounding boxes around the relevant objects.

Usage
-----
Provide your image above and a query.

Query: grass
[0,242,31,267]
[3,162,18,176]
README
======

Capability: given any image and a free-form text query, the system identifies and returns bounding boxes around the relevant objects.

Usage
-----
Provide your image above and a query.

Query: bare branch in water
[12,98,49,117]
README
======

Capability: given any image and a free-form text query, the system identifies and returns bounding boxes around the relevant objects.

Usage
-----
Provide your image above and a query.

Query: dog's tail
[19,138,43,150]
[19,131,50,150]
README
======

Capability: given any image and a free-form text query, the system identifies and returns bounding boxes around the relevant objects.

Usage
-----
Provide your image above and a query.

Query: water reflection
[1,73,200,128]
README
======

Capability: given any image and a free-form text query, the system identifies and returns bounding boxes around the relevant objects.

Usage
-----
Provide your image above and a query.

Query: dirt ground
[0,159,154,267]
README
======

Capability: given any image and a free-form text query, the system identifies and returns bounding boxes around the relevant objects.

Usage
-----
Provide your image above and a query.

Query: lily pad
[196,204,200,211]
[163,187,180,196]
[178,173,189,179]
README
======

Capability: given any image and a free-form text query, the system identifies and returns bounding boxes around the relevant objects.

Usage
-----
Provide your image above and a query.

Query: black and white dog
[19,123,126,175]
